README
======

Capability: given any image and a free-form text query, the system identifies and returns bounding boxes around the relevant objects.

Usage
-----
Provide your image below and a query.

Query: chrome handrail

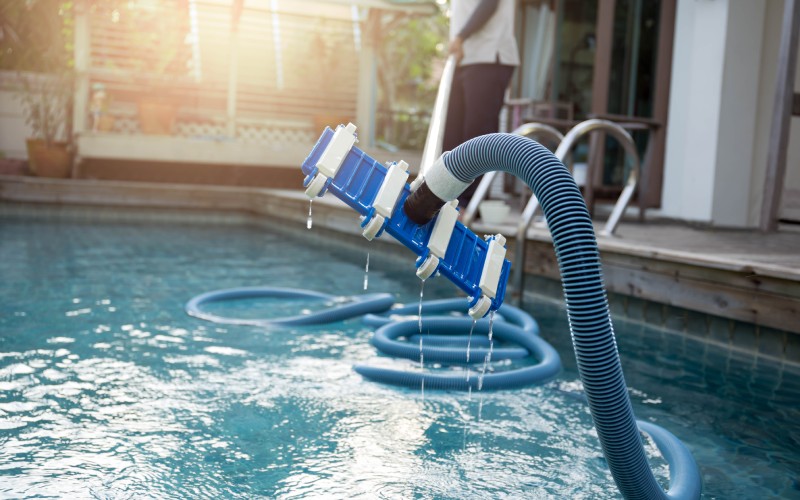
[419,55,457,177]
[554,119,640,237]
[461,122,565,226]
[511,119,641,304]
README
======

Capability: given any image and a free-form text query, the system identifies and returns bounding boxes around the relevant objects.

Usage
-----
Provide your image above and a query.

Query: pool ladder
[457,119,642,305]
[414,56,643,305]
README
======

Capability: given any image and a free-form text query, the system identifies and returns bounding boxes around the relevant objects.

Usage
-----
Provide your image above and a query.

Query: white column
[72,7,91,136]
[662,0,766,227]
[227,30,239,138]
[355,9,379,148]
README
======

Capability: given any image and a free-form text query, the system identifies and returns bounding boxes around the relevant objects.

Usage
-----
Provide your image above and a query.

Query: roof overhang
[287,0,438,15]
[228,0,438,20]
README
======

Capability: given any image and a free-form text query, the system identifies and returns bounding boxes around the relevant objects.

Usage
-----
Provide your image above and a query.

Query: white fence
[81,0,361,147]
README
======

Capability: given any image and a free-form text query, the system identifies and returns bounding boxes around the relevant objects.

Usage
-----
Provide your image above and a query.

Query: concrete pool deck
[1,174,798,363]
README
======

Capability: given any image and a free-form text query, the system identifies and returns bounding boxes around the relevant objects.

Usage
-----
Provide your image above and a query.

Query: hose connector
[403,181,447,225]
[402,154,471,225]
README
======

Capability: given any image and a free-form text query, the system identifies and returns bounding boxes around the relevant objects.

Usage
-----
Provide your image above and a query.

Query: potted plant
[3,0,75,177]
[19,71,72,178]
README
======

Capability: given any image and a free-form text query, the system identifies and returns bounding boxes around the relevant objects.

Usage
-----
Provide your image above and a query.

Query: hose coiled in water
[185,287,394,326]
[355,298,561,390]
[405,133,700,499]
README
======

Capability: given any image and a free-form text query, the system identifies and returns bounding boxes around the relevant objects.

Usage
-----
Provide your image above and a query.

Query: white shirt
[450,0,520,67]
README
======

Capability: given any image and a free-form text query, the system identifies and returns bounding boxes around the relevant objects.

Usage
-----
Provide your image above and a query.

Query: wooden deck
[1,175,797,363]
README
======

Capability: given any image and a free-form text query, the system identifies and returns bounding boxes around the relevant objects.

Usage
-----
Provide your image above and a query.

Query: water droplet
[418,279,425,334]
[419,338,424,375]
[466,319,476,364]
[488,310,495,344]
[485,310,496,366]
[363,252,370,290]
[306,199,313,230]
[466,319,476,381]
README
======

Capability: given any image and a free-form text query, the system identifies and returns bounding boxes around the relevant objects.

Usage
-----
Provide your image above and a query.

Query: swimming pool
[1,210,798,498]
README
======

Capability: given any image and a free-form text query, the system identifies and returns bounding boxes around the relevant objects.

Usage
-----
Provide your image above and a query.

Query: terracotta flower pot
[96,114,116,132]
[138,99,177,135]
[25,139,71,178]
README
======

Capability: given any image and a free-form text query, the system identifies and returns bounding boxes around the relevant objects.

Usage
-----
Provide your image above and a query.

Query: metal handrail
[553,119,640,237]
[419,55,457,177]
[511,118,641,304]
[461,122,565,226]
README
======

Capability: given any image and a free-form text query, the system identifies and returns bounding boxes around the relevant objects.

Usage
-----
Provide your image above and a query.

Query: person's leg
[456,64,516,207]
[461,63,515,139]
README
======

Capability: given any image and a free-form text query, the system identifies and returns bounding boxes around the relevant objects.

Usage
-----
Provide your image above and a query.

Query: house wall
[0,72,67,161]
[663,0,799,227]
[0,84,32,160]
[713,1,767,226]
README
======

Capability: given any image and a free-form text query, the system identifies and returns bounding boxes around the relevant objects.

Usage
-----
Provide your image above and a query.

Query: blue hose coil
[185,287,394,326]
[357,297,559,389]
[353,315,561,391]
[440,133,701,499]
[406,334,492,348]
[184,285,695,497]
[369,317,529,363]
[363,298,538,335]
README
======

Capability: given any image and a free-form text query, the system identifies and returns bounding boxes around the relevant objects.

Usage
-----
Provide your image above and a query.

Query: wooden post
[71,4,91,178]
[760,0,800,232]
[586,0,616,214]
[641,0,676,210]
[356,9,381,148]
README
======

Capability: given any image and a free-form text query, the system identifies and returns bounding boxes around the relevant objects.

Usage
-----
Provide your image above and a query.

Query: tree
[376,10,448,112]
[373,8,448,149]
[0,0,73,72]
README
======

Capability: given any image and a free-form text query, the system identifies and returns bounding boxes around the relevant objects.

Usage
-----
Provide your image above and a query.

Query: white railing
[83,1,360,142]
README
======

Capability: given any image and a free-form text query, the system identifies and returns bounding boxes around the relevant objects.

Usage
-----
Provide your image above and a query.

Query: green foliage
[376,11,448,110]
[305,17,349,97]
[0,0,74,72]
[18,72,71,146]
[110,0,192,79]
[1,1,77,146]
[374,8,448,149]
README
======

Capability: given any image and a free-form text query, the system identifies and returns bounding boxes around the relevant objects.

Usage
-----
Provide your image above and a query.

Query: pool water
[1,213,798,499]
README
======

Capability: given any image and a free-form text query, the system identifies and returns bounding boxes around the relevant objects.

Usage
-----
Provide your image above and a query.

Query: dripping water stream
[477,311,496,421]
[465,319,476,382]
[418,279,426,400]
[363,252,369,290]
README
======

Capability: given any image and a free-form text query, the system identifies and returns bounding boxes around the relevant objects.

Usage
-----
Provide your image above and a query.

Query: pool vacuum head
[300,123,511,319]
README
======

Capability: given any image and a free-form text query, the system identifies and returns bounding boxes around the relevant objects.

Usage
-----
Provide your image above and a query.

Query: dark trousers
[443,63,515,206]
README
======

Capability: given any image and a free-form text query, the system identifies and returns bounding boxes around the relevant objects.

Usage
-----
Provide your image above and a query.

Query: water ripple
[0,216,796,498]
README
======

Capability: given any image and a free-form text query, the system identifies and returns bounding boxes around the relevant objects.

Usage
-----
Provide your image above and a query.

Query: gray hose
[405,133,700,499]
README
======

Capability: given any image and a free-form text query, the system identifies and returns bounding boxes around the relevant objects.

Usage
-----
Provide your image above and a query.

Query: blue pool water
[1,211,798,498]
